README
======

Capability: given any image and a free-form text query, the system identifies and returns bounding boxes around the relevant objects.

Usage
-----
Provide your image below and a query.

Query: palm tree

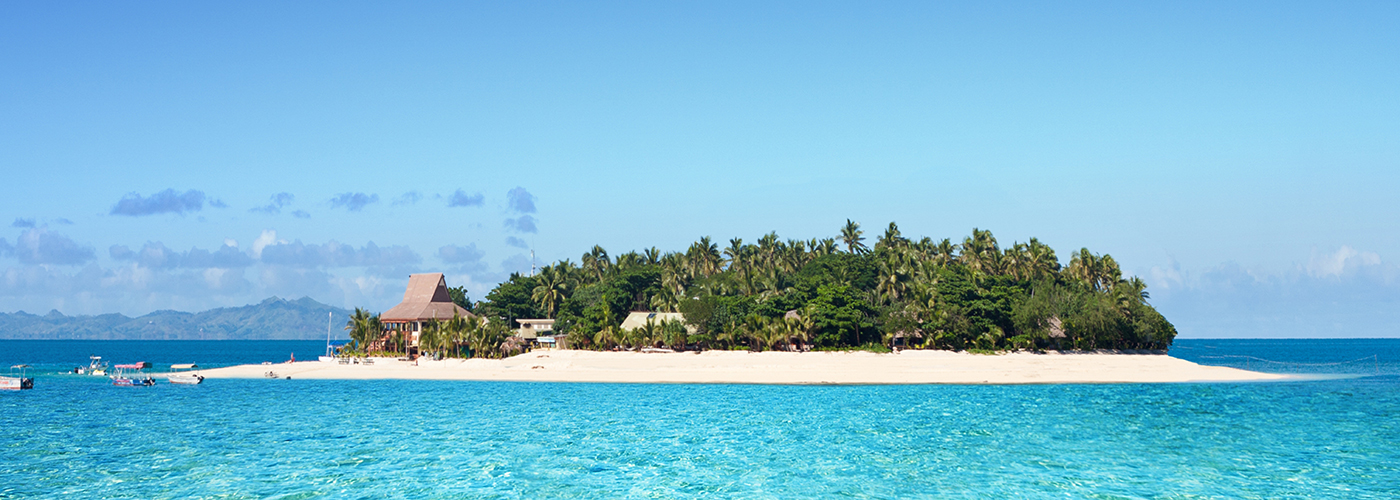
[344,307,372,351]
[661,319,688,350]
[1068,248,1122,292]
[724,238,744,270]
[635,319,659,349]
[1025,238,1059,279]
[582,245,610,283]
[933,238,956,267]
[787,315,812,350]
[344,309,384,353]
[877,222,907,252]
[531,265,570,318]
[688,236,722,278]
[840,219,867,254]
[960,228,1001,277]
[419,319,443,359]
[875,256,912,305]
[741,315,768,351]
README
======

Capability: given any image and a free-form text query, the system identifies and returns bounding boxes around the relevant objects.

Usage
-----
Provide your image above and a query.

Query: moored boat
[75,356,108,376]
[1,365,34,390]
[167,363,204,385]
[111,362,155,387]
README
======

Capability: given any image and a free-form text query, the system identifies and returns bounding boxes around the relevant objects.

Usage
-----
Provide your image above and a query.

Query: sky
[1,1,1397,337]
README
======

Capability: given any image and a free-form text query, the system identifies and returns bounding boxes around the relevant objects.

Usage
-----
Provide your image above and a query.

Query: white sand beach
[198,349,1290,384]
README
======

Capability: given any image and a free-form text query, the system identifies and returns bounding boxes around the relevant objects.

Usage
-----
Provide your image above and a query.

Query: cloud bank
[393,191,423,206]
[448,189,484,207]
[503,215,537,233]
[329,192,379,211]
[507,186,536,214]
[251,193,295,214]
[109,241,255,269]
[110,189,207,216]
[12,228,95,265]
[1146,246,1400,338]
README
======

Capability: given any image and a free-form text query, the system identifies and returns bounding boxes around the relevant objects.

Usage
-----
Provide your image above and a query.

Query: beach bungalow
[515,318,562,348]
[515,319,555,340]
[620,312,691,331]
[377,273,474,353]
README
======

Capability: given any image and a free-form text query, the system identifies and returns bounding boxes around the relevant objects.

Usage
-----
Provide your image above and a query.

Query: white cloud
[506,186,536,214]
[109,189,207,216]
[1307,246,1382,279]
[14,228,95,265]
[251,230,283,259]
[1144,246,1399,338]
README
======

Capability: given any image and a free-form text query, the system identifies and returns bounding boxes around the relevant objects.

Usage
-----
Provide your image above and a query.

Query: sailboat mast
[325,311,332,357]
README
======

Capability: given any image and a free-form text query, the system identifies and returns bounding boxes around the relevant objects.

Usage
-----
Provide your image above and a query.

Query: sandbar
[197,349,1292,384]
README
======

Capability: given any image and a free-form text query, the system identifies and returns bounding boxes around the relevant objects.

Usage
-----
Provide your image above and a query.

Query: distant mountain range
[0,297,353,340]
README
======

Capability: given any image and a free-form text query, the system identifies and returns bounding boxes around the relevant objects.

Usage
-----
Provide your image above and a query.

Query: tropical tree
[661,319,688,350]
[343,308,382,353]
[582,245,611,284]
[419,319,444,359]
[531,264,571,318]
[840,219,868,254]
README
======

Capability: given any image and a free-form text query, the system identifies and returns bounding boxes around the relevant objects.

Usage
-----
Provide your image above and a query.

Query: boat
[1,365,34,390]
[75,356,108,376]
[167,364,204,385]
[111,362,155,387]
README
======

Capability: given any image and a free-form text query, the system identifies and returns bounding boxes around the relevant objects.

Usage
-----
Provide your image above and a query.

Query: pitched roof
[619,311,686,330]
[380,273,473,322]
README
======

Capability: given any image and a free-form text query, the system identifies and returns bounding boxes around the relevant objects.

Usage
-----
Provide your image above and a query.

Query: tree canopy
[474,222,1177,352]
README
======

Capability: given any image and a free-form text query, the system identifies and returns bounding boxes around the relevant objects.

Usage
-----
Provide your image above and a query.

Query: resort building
[515,319,555,340]
[515,318,560,348]
[620,312,692,332]
[377,273,473,352]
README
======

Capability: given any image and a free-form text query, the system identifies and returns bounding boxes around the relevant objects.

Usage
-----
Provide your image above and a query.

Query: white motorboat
[75,356,108,376]
[167,363,204,385]
[1,364,34,390]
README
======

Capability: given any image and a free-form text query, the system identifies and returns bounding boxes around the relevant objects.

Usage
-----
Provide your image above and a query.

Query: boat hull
[168,374,204,385]
[112,377,155,387]
[1,377,34,390]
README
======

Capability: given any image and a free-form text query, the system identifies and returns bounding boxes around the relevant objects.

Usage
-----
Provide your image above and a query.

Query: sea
[1,339,1397,499]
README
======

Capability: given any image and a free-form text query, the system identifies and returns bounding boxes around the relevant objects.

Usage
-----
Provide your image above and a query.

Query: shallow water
[2,339,1398,498]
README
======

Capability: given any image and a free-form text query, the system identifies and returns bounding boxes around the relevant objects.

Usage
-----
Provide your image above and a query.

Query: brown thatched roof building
[380,273,473,335]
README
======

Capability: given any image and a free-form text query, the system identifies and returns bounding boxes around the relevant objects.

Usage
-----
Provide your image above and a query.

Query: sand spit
[198,349,1292,385]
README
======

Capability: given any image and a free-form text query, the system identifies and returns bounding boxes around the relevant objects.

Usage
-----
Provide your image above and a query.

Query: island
[204,222,1283,384]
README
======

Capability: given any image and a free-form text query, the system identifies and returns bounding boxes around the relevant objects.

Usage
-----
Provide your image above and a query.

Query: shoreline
[197,349,1295,385]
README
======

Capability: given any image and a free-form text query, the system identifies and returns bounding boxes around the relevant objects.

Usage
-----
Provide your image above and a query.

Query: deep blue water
[2,339,1397,498]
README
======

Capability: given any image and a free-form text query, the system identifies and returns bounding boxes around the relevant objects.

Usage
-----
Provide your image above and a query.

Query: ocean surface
[1,339,1397,499]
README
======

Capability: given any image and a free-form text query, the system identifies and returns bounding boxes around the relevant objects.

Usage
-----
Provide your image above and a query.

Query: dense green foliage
[475,222,1177,352]
[446,285,474,313]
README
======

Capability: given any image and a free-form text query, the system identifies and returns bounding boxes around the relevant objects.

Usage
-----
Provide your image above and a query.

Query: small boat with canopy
[2,365,34,390]
[111,362,155,387]
[167,364,204,385]
[75,356,108,376]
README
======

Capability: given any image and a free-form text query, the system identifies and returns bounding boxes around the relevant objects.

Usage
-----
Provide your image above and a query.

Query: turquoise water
[2,340,1398,498]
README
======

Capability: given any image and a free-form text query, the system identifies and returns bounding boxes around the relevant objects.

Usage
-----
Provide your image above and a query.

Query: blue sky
[2,1,1397,337]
